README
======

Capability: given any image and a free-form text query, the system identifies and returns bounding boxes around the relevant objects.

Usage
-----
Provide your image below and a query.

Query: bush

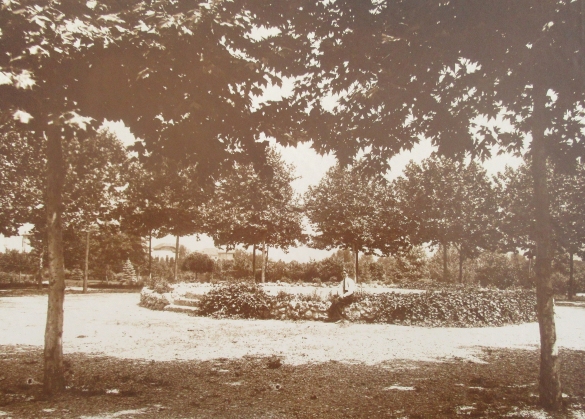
[154,282,536,327]
[475,252,530,289]
[153,280,172,294]
[354,288,536,327]
[199,282,273,319]
[181,252,214,277]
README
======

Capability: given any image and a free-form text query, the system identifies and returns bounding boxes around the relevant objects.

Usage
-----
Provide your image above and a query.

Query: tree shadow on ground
[0,345,583,418]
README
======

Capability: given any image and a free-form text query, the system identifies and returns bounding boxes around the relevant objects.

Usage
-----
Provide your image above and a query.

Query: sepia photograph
[0,1,584,417]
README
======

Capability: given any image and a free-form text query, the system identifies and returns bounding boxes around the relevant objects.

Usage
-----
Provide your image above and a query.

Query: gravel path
[1,293,583,365]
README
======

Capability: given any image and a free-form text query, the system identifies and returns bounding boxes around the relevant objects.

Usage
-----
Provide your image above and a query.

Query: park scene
[1,1,585,418]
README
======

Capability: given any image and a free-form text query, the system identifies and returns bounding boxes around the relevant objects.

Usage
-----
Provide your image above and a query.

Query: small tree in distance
[181,253,214,281]
[121,259,137,285]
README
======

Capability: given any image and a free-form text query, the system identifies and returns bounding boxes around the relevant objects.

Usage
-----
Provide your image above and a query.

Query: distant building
[199,248,235,261]
[151,244,234,262]
[152,243,176,260]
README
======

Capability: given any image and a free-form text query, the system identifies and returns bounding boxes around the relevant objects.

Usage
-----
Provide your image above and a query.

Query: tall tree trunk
[531,84,562,410]
[265,246,269,282]
[568,252,574,301]
[442,243,449,282]
[83,230,90,293]
[261,242,266,283]
[252,243,256,282]
[43,130,66,395]
[148,230,152,281]
[458,247,464,284]
[354,246,359,283]
[174,235,179,282]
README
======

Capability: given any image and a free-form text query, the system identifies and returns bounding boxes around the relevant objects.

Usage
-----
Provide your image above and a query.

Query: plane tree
[393,157,499,283]
[206,149,303,282]
[290,0,584,408]
[497,162,585,299]
[0,0,310,394]
[305,163,408,282]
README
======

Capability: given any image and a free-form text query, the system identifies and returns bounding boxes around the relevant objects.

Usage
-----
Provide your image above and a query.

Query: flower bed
[140,283,537,327]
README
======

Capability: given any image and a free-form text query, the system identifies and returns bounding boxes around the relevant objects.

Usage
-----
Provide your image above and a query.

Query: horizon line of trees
[3,140,584,299]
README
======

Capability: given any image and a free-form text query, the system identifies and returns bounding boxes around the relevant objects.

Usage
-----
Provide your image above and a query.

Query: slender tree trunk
[252,243,256,282]
[265,246,269,282]
[531,84,562,410]
[261,242,266,283]
[174,235,179,282]
[83,230,90,293]
[568,252,574,301]
[43,130,66,395]
[442,244,449,282]
[458,247,464,284]
[148,230,152,281]
[354,246,359,283]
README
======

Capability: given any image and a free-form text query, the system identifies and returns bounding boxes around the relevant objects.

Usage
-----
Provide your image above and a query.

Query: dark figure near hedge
[327,269,356,322]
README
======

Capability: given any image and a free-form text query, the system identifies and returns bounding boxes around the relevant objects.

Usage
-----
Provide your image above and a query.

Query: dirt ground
[0,291,584,418]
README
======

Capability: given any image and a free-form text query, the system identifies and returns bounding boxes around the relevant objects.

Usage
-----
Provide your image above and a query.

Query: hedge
[140,284,537,327]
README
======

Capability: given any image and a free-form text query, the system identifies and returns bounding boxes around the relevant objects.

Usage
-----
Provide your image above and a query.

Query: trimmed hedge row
[140,283,537,327]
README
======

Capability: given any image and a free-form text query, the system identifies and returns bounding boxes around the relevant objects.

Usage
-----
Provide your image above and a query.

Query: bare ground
[0,291,584,418]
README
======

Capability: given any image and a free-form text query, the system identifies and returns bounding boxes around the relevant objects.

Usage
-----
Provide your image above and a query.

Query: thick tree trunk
[37,250,43,289]
[252,243,256,282]
[531,85,562,410]
[261,242,266,283]
[43,130,66,395]
[442,244,449,282]
[174,235,179,282]
[568,252,574,301]
[83,230,89,293]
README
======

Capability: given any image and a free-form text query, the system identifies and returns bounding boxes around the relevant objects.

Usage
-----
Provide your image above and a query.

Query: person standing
[326,268,356,322]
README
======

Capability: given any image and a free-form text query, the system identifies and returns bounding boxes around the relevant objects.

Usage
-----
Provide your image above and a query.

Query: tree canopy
[206,148,303,251]
[394,157,499,282]
[305,163,407,281]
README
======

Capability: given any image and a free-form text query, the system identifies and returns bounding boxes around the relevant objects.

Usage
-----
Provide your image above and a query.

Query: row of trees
[1,0,582,408]
[306,157,585,299]
[1,129,305,286]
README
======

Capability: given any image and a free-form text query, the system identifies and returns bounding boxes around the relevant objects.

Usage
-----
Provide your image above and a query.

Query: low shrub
[146,283,537,327]
[352,288,536,327]
[139,288,171,310]
[199,282,273,319]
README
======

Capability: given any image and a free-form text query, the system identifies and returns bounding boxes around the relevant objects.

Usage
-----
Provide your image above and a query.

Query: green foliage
[475,253,530,290]
[0,250,37,274]
[358,289,536,327]
[394,157,500,283]
[199,282,273,319]
[206,148,303,251]
[181,252,214,275]
[377,247,430,283]
[70,268,83,282]
[170,284,536,327]
[305,164,407,263]
[121,259,137,284]
[153,280,172,294]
